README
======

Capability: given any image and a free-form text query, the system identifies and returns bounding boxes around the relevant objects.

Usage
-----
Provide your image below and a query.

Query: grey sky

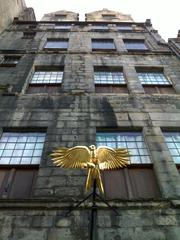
[25,0,179,41]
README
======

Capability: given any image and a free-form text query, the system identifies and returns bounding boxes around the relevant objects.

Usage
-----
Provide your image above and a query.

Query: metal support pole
[90,180,97,240]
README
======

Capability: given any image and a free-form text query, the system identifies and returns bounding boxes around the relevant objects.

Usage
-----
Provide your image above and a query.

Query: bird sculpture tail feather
[85,168,104,194]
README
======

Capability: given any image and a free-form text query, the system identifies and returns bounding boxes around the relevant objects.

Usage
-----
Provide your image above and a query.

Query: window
[163,132,180,164]
[0,56,21,67]
[55,14,67,20]
[23,31,36,39]
[116,24,132,31]
[54,24,71,30]
[0,131,46,199]
[0,132,45,165]
[44,39,68,50]
[92,39,115,51]
[123,39,148,50]
[102,14,116,20]
[138,72,170,85]
[27,68,63,94]
[91,25,109,31]
[94,68,128,93]
[96,132,150,164]
[136,69,175,94]
[31,71,63,84]
[96,131,160,199]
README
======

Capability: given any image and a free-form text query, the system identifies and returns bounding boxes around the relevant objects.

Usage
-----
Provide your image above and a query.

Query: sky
[25,0,179,41]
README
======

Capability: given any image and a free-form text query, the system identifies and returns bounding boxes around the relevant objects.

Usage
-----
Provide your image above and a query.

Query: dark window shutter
[95,85,128,93]
[102,166,160,199]
[8,169,38,199]
[27,85,61,94]
[102,170,128,199]
[128,168,160,198]
[0,169,10,197]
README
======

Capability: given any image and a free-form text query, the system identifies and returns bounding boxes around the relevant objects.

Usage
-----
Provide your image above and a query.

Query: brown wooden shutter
[95,85,128,93]
[0,169,10,197]
[144,86,175,94]
[0,167,38,199]
[8,169,38,199]
[27,84,61,94]
[102,170,128,199]
[102,165,160,200]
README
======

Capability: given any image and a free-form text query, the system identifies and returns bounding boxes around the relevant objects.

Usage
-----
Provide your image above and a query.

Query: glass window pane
[21,158,31,164]
[2,150,13,157]
[31,71,63,84]
[0,157,10,164]
[0,132,45,165]
[96,132,150,164]
[124,40,148,50]
[10,158,21,164]
[137,72,171,85]
[92,39,115,50]
[164,132,180,164]
[94,71,125,85]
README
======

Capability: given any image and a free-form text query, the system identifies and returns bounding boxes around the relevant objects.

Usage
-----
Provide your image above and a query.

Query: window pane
[44,40,68,49]
[94,71,125,84]
[137,72,171,85]
[164,132,180,164]
[117,25,132,30]
[124,40,147,50]
[31,71,63,84]
[0,132,45,165]
[92,39,115,50]
[96,132,150,164]
[92,25,108,30]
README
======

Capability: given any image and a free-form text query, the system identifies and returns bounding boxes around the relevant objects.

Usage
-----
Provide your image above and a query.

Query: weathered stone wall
[0,0,26,33]
[0,203,179,240]
[0,14,180,240]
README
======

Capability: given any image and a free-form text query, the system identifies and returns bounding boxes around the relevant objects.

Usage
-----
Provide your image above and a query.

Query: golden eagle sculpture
[51,145,130,194]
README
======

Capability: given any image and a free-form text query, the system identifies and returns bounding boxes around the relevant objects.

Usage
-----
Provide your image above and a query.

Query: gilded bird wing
[51,146,91,169]
[97,146,130,170]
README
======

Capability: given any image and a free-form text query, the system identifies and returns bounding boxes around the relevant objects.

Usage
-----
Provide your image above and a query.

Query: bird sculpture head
[89,145,96,151]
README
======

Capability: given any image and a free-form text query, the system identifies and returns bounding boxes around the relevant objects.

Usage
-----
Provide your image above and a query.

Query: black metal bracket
[64,180,119,240]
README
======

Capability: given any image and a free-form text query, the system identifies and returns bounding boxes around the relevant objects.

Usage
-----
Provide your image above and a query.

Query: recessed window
[54,24,71,30]
[27,68,64,94]
[31,71,63,84]
[102,14,116,20]
[163,132,180,164]
[23,31,36,39]
[0,56,21,67]
[96,132,150,164]
[117,24,132,31]
[92,39,115,51]
[91,25,109,31]
[55,14,67,20]
[123,39,148,50]
[94,67,128,93]
[136,68,175,94]
[44,39,68,50]
[94,70,125,85]
[137,72,170,85]
[96,131,160,199]
[0,131,45,199]
[0,132,46,165]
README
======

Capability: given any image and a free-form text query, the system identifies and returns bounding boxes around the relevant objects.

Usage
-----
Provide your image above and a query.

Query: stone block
[12,228,47,240]
[32,216,54,227]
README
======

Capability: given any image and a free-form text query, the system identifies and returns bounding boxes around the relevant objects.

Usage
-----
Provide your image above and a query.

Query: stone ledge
[0,199,173,210]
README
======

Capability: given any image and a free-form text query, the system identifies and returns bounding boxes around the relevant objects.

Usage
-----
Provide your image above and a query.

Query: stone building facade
[0,8,180,240]
[0,0,36,33]
[169,30,180,59]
